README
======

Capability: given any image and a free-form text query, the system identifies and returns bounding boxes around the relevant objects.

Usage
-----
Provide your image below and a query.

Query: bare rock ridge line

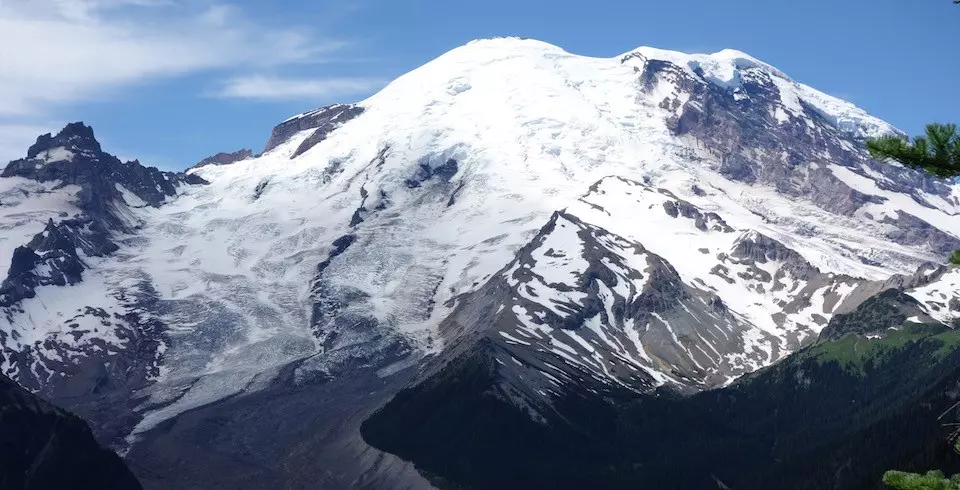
[187,149,254,172]
[0,122,206,448]
[263,104,365,156]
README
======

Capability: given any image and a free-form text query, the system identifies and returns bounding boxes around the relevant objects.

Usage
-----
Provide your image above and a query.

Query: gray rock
[436,210,778,396]
[883,212,960,256]
[187,149,254,172]
[636,57,955,251]
[263,104,365,155]
[2,122,206,229]
[0,123,197,448]
[0,218,116,307]
[818,289,929,342]
[659,189,734,232]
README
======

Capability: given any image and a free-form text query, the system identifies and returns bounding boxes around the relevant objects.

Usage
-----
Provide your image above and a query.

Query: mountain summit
[1,38,959,488]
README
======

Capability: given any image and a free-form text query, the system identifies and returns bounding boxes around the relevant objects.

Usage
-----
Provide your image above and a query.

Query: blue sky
[1,0,957,170]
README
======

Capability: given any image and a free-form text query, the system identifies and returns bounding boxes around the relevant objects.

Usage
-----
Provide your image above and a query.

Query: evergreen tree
[884,471,960,490]
[867,124,960,179]
[868,123,960,267]
[867,1,958,178]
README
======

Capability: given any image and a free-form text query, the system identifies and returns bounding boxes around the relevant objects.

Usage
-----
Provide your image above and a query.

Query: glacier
[0,37,958,487]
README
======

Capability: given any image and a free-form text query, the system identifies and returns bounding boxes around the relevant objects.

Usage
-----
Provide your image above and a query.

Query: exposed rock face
[435,210,773,396]
[2,122,206,228]
[883,211,960,256]
[426,178,940,400]
[634,53,950,249]
[0,123,203,448]
[660,192,733,232]
[0,372,142,490]
[0,218,116,307]
[262,104,365,155]
[404,158,459,188]
[818,289,931,342]
[187,149,254,172]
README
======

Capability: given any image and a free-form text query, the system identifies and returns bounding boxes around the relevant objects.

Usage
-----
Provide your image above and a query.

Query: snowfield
[2,37,959,437]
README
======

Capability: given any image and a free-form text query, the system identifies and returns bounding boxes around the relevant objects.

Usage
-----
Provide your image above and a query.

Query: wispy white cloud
[212,75,384,101]
[0,0,351,116]
[0,0,364,163]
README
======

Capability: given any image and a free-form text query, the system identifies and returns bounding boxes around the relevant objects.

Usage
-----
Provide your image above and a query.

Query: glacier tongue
[1,37,959,447]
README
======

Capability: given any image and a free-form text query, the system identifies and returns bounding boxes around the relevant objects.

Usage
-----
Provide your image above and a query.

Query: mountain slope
[0,122,205,445]
[0,372,142,490]
[1,38,959,488]
[362,283,960,489]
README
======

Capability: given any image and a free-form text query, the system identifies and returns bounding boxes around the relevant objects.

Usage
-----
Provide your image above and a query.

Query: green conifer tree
[867,123,960,178]
[884,470,960,490]
[868,122,960,266]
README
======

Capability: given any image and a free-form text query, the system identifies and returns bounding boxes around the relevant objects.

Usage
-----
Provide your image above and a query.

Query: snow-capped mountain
[1,37,959,488]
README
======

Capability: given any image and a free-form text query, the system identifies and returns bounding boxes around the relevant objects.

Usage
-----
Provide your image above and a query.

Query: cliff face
[262,103,364,155]
[187,149,254,172]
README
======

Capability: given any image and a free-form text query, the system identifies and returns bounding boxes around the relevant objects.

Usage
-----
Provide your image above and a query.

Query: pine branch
[867,123,960,179]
